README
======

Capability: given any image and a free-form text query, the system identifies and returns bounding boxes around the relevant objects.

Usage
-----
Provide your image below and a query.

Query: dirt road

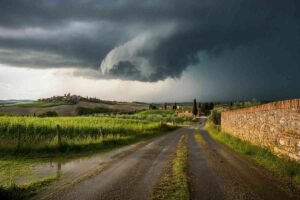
[48,127,185,200]
[188,118,300,200]
[47,120,300,200]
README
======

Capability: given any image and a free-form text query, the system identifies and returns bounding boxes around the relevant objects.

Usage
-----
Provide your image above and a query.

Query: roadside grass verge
[0,176,57,200]
[194,127,206,145]
[205,121,300,184]
[152,135,189,200]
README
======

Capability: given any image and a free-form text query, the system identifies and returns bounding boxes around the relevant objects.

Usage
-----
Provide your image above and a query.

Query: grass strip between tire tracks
[152,134,189,200]
[194,127,206,145]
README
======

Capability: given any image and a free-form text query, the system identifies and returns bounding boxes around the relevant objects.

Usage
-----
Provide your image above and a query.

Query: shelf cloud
[0,0,299,82]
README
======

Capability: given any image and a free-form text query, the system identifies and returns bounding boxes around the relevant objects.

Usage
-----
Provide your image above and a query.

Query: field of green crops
[0,116,169,153]
[137,110,176,116]
[95,110,195,124]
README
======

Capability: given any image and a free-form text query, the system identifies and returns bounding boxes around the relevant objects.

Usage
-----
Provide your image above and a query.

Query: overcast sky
[0,0,299,102]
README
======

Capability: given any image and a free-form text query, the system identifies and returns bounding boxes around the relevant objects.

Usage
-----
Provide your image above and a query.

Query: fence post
[56,124,62,148]
[99,127,103,139]
[56,162,62,179]
[17,125,21,150]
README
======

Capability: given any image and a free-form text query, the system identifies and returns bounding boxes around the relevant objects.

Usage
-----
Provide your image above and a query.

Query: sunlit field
[0,116,170,153]
[96,110,195,124]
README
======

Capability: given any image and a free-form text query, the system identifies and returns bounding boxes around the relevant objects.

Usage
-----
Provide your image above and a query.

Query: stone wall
[221,99,300,160]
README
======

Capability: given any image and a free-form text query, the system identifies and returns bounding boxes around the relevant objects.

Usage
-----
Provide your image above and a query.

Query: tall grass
[0,176,57,200]
[0,116,169,153]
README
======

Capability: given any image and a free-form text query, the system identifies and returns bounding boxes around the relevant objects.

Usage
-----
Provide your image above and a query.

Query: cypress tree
[192,99,198,116]
[173,103,177,110]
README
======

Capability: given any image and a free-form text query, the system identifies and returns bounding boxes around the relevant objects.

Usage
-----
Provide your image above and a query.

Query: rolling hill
[0,101,148,116]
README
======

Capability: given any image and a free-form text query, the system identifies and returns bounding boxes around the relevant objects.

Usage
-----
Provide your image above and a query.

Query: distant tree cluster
[149,104,157,110]
[38,93,104,104]
[228,98,260,110]
[198,102,214,116]
[38,111,58,117]
[209,110,221,125]
[162,103,177,110]
[188,99,216,117]
[76,107,120,115]
[173,103,177,110]
[192,99,198,116]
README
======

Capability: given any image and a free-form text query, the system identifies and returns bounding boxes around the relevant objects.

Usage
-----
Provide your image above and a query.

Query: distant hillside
[0,101,148,116]
[0,99,33,104]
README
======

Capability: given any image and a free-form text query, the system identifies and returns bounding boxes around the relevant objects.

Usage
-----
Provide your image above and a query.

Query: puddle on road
[16,143,139,185]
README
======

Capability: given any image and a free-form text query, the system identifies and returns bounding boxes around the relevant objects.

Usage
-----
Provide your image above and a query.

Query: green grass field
[0,116,171,154]
[0,111,184,198]
[137,110,176,116]
[0,114,177,198]
[101,110,194,124]
[1,101,70,108]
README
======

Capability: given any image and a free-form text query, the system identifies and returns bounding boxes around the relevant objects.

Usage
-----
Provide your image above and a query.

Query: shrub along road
[43,120,300,200]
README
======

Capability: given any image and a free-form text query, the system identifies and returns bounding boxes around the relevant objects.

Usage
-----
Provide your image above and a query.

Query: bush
[149,104,157,110]
[209,110,221,125]
[0,112,11,116]
[76,107,120,115]
[38,111,58,117]
[199,102,214,116]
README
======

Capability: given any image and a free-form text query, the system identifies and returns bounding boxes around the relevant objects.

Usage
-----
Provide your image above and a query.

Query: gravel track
[47,119,300,200]
[187,118,300,200]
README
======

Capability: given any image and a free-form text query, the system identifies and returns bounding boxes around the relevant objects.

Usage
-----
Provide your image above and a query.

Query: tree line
[192,99,215,116]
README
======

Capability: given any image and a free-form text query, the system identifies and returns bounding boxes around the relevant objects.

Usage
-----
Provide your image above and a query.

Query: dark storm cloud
[109,61,142,80]
[0,0,299,82]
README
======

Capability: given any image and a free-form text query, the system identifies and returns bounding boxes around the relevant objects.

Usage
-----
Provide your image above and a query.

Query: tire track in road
[187,126,225,200]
